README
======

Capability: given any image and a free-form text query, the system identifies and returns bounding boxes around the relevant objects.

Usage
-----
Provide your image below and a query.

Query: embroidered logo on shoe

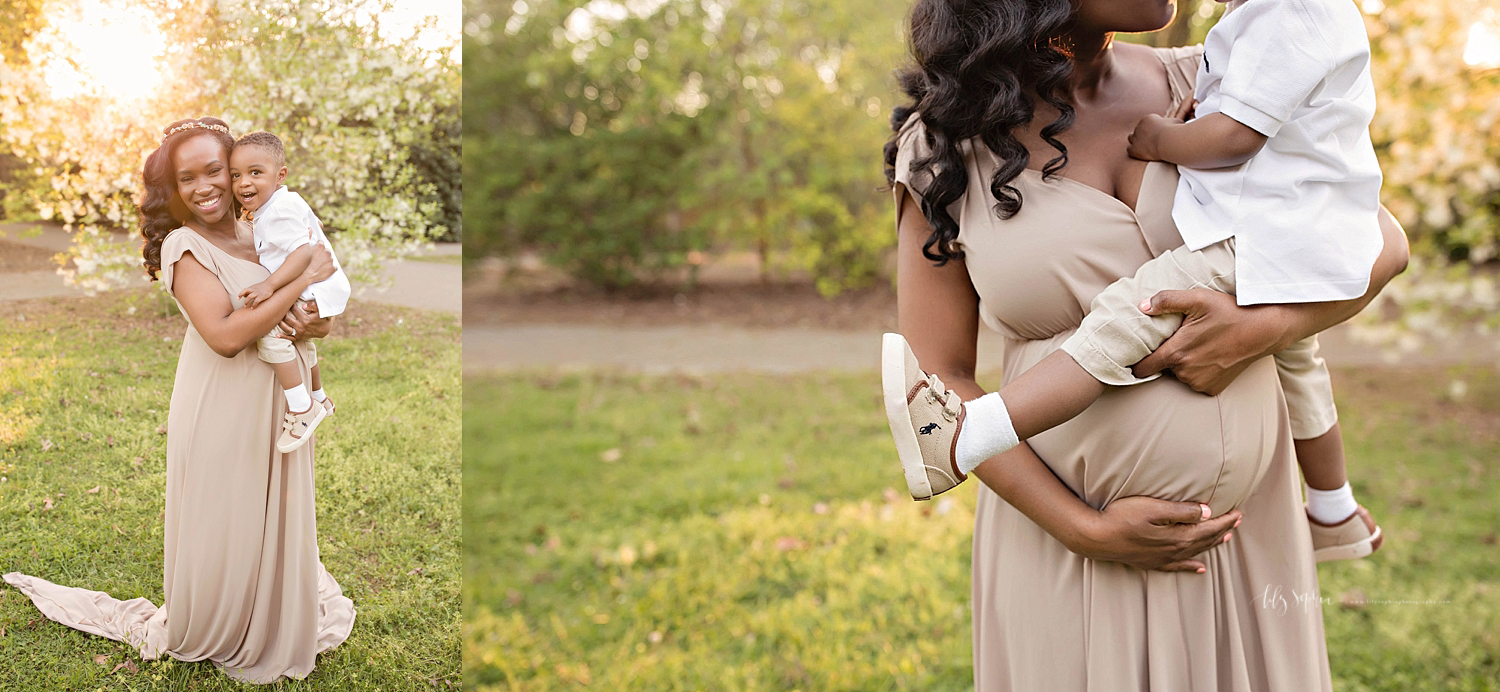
[919,423,941,435]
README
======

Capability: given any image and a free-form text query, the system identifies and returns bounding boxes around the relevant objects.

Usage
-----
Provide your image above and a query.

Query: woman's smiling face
[172,134,232,224]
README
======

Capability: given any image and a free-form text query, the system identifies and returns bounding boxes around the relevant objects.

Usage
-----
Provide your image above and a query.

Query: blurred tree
[466,0,906,292]
[464,0,717,286]
[1365,0,1500,262]
[470,0,1499,310]
[0,0,459,290]
[0,0,45,64]
[0,0,47,221]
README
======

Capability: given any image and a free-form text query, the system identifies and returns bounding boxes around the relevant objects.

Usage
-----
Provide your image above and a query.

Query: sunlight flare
[39,0,164,101]
[1464,10,1500,69]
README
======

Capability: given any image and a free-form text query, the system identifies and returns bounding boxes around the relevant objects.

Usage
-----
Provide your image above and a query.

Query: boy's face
[229,145,287,212]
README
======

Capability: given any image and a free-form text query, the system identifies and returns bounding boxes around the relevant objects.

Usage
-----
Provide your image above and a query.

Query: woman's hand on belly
[1076,496,1241,572]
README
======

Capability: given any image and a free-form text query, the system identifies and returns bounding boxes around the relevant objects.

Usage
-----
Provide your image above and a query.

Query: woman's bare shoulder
[160,226,220,284]
[1116,42,1205,102]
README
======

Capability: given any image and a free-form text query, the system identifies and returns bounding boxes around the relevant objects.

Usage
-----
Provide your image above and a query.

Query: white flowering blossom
[1347,0,1500,357]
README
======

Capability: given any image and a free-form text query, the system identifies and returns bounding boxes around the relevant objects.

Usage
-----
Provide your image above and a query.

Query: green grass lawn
[0,289,461,691]
[464,366,1500,691]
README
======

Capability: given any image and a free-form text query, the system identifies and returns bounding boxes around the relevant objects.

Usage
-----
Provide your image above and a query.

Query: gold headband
[161,121,230,142]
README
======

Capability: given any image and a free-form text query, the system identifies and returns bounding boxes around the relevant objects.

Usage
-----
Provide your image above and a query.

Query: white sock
[284,385,313,413]
[1305,482,1358,524]
[310,388,327,402]
[953,392,1020,476]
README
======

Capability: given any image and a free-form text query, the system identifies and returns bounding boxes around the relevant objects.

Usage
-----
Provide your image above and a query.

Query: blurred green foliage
[467,0,1500,295]
[465,0,908,292]
[0,0,46,222]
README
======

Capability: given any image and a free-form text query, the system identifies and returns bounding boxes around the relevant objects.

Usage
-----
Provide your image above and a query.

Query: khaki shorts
[256,326,318,366]
[1060,238,1338,440]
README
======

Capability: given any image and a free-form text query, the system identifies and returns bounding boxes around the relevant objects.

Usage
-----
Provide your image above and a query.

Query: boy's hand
[238,281,274,308]
[1127,114,1178,162]
[1173,97,1198,121]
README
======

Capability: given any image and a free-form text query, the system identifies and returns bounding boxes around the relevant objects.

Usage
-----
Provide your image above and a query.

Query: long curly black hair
[883,0,1078,264]
[139,117,236,281]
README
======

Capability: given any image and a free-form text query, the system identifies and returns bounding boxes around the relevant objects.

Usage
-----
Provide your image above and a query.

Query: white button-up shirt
[1173,0,1385,305]
[250,186,351,317]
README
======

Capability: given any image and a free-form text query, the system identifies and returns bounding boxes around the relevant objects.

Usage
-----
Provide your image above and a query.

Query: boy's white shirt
[250,185,351,318]
[1173,0,1385,306]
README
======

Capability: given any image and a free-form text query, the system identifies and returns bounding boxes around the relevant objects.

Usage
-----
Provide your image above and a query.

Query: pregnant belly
[1006,337,1289,517]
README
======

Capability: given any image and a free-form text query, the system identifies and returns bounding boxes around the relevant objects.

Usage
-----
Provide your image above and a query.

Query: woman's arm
[172,244,336,358]
[1132,206,1410,394]
[239,244,314,308]
[895,189,1239,572]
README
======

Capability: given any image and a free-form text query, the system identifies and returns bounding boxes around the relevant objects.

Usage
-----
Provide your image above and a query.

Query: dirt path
[465,322,1500,374]
[464,276,1498,374]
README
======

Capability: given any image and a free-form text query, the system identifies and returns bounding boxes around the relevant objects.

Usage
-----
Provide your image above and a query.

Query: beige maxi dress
[893,46,1331,691]
[4,226,355,684]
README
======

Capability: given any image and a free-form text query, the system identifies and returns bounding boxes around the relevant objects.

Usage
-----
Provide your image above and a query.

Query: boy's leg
[1275,339,1383,560]
[258,332,312,413]
[888,240,1242,498]
[275,344,327,453]
[306,344,334,414]
[1275,337,1352,503]
[1060,238,1239,386]
[960,239,1240,471]
[270,359,312,413]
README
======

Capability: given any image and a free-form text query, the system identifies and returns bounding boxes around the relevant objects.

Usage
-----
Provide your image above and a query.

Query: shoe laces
[924,372,961,421]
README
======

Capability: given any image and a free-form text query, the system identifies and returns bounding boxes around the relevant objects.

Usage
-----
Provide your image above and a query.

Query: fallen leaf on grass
[599,448,622,463]
[113,525,125,535]
[43,497,53,511]
[155,425,167,435]
[407,567,424,576]
[40,439,53,452]
[106,436,115,447]
[131,457,143,468]
[93,654,109,665]
[111,660,138,674]
[87,486,100,494]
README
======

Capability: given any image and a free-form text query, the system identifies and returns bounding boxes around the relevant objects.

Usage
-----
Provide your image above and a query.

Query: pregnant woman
[4,117,355,683]
[886,1,1407,689]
